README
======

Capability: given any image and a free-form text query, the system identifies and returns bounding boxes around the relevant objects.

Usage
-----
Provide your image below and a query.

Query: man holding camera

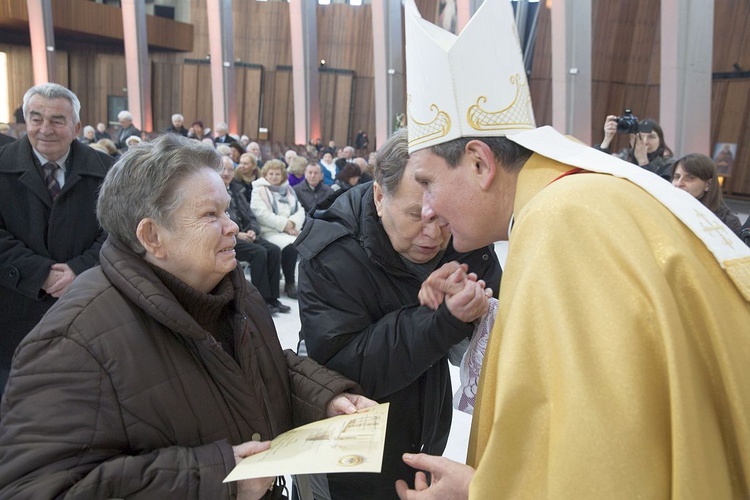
[595,113,675,180]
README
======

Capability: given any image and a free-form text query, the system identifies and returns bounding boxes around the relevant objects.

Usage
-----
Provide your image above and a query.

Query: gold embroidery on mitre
[467,74,535,131]
[407,95,452,147]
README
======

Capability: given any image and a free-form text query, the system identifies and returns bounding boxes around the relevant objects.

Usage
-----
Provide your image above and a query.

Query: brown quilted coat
[0,236,360,499]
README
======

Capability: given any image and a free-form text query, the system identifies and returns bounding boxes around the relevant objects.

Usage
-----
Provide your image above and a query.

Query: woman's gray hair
[23,83,81,124]
[373,128,410,197]
[97,134,221,255]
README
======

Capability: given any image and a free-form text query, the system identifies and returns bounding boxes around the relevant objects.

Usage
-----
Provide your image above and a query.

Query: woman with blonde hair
[287,155,307,187]
[671,153,742,234]
[235,152,259,205]
[251,159,305,298]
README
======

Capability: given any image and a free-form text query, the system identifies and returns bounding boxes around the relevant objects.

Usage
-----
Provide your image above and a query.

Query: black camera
[616,109,640,134]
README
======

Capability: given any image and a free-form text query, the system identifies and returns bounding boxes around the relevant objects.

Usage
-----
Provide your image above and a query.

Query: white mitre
[404,0,536,154]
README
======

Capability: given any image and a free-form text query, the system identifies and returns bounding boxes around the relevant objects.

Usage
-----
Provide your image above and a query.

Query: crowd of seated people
[6,98,747,331]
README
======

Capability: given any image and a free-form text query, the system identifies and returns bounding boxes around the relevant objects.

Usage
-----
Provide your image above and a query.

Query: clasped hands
[419,261,492,323]
[42,263,76,298]
[237,230,257,243]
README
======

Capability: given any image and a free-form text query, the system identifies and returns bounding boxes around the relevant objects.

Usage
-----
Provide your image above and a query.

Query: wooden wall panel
[237,66,262,140]
[271,69,294,145]
[713,0,750,72]
[714,80,750,196]
[317,5,373,78]
[414,0,436,24]
[152,61,183,133]
[319,71,336,146]
[332,73,353,149]
[181,63,199,129]
[1,43,33,114]
[180,62,212,129]
[350,76,375,154]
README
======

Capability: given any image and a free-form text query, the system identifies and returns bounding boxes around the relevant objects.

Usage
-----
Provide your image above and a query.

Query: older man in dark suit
[0,83,114,395]
[115,110,141,151]
[0,133,14,147]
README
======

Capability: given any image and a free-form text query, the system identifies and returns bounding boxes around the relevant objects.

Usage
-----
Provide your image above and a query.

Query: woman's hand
[326,393,378,417]
[445,279,490,323]
[395,453,474,500]
[633,133,649,166]
[600,115,618,149]
[283,220,299,236]
[232,440,275,499]
[237,231,256,243]
[418,262,470,310]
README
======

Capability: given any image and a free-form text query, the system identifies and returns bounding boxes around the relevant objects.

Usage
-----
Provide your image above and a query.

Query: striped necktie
[42,162,61,201]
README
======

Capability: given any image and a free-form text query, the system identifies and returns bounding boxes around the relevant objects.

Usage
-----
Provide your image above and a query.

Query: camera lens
[616,115,640,134]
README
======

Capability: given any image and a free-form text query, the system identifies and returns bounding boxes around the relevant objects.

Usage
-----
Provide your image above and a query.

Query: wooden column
[122,0,152,131]
[550,0,591,143]
[206,0,237,135]
[27,0,56,85]
[660,0,713,156]
[372,0,404,150]
[289,0,320,146]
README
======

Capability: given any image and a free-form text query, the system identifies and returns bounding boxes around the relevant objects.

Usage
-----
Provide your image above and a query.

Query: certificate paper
[224,403,389,482]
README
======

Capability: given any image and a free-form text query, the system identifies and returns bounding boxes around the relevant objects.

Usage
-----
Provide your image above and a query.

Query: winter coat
[294,183,502,499]
[0,137,113,371]
[116,124,141,150]
[293,180,334,215]
[594,143,675,181]
[714,200,743,234]
[250,177,305,250]
[0,236,361,499]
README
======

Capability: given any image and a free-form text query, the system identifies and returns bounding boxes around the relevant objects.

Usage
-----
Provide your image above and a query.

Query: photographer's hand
[633,133,649,166]
[600,115,618,149]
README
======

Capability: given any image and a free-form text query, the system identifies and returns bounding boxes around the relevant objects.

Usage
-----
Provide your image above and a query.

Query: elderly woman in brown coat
[0,134,373,499]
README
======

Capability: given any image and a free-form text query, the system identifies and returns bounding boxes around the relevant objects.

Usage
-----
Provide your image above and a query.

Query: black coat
[0,137,113,370]
[227,180,260,234]
[116,124,141,150]
[293,180,334,215]
[295,183,501,499]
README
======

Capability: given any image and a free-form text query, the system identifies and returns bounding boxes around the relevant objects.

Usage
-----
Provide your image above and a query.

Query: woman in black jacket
[295,128,502,499]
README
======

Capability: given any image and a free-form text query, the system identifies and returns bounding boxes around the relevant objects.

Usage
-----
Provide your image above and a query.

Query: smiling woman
[0,133,377,498]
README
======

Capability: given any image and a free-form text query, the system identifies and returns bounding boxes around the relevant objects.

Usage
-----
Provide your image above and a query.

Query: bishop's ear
[465,140,497,190]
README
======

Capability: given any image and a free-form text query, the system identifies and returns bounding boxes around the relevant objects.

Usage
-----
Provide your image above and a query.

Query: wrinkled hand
[326,393,378,417]
[395,453,474,500]
[247,230,257,242]
[445,278,490,323]
[418,262,472,310]
[600,115,618,149]
[44,263,76,298]
[233,440,274,500]
[419,262,491,322]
